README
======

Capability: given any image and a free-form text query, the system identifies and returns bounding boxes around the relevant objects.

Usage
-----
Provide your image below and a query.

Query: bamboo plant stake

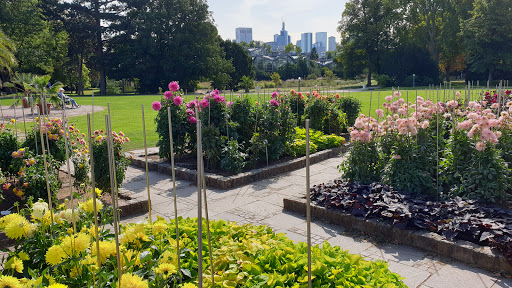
[436,89,440,201]
[141,104,153,222]
[31,96,39,155]
[38,109,54,239]
[0,99,4,124]
[87,114,102,278]
[305,119,312,288]
[196,118,203,288]
[166,107,181,284]
[21,97,27,137]
[91,92,94,130]
[105,115,122,288]
[200,148,214,287]
[107,104,120,218]
[61,107,76,233]
[13,95,17,139]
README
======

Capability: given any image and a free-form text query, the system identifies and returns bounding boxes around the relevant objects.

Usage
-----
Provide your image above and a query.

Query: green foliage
[306,98,346,135]
[376,74,393,87]
[341,141,381,184]
[9,150,61,202]
[239,75,254,93]
[287,127,345,157]
[270,72,282,87]
[287,92,306,127]
[91,132,130,194]
[220,40,255,90]
[72,154,89,191]
[106,78,121,95]
[23,130,67,164]
[220,139,246,174]
[201,125,223,169]
[336,96,362,129]
[0,129,18,174]
[229,96,255,149]
[155,98,193,158]
[0,28,16,73]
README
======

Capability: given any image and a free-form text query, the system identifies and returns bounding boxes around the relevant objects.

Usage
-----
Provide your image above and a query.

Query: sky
[208,0,348,45]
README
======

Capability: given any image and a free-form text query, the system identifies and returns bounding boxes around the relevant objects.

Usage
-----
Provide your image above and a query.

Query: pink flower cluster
[270,99,280,106]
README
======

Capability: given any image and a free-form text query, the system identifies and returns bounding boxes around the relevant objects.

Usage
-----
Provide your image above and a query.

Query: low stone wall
[283,196,512,275]
[129,144,349,189]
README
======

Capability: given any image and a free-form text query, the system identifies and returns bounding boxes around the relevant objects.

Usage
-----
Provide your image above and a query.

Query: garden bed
[128,144,349,189]
[283,180,512,275]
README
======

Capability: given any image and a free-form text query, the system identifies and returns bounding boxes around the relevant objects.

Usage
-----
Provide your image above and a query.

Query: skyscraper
[296,40,302,52]
[301,32,312,53]
[235,27,253,44]
[315,32,327,54]
[328,36,336,52]
[274,22,290,51]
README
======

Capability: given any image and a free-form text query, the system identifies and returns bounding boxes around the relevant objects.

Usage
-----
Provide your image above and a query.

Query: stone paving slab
[115,152,512,288]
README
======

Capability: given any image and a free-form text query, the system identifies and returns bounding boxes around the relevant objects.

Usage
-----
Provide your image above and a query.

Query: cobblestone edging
[117,190,150,218]
[283,196,512,275]
[128,144,349,189]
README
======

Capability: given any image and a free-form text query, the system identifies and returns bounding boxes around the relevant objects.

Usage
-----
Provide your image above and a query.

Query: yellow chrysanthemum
[60,233,91,256]
[119,274,148,288]
[154,263,177,279]
[47,284,68,288]
[19,278,35,288]
[56,209,79,223]
[120,224,146,244]
[91,241,117,264]
[3,216,33,240]
[10,257,23,273]
[181,283,198,288]
[0,275,22,288]
[121,249,140,267]
[31,201,49,220]
[0,213,25,229]
[95,188,102,197]
[45,245,66,266]
[79,198,103,213]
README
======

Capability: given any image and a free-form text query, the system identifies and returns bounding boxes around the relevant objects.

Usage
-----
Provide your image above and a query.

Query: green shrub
[0,129,18,174]
[340,141,381,184]
[376,74,393,87]
[229,96,255,149]
[336,96,361,128]
[221,139,247,174]
[106,78,121,94]
[289,127,345,156]
[155,97,193,158]
[91,131,130,194]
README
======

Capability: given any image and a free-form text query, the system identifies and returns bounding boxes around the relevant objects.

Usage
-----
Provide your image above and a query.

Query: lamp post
[413,74,416,88]
[298,77,302,92]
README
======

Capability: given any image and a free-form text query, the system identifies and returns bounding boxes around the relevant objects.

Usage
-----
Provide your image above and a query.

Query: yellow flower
[95,188,102,197]
[119,273,148,288]
[3,214,33,239]
[60,233,90,256]
[10,257,23,273]
[0,213,25,229]
[19,278,35,288]
[91,241,117,264]
[47,284,68,288]
[10,119,15,124]
[45,245,66,266]
[152,222,167,235]
[154,263,177,279]
[32,201,49,220]
[0,275,22,288]
[181,283,198,288]
[79,198,103,213]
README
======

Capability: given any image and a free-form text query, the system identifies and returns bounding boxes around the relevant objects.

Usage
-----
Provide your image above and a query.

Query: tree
[463,0,512,82]
[239,75,254,93]
[220,40,254,91]
[296,46,302,54]
[310,47,319,61]
[108,0,230,93]
[270,72,282,87]
[284,43,295,54]
[0,0,68,80]
[0,28,16,79]
[338,0,398,87]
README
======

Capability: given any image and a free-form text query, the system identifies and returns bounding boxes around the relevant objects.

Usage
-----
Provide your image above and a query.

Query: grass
[4,87,485,150]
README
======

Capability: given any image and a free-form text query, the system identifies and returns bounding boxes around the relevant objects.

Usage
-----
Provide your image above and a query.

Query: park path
[120,152,512,288]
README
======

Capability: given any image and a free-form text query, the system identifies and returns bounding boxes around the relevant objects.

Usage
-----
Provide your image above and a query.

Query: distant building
[328,36,336,52]
[266,41,278,52]
[273,22,290,51]
[235,27,253,44]
[301,32,312,53]
[315,32,327,54]
[313,42,326,55]
[296,40,302,51]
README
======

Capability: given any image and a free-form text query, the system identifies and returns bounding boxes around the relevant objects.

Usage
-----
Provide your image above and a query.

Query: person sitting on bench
[58,88,80,108]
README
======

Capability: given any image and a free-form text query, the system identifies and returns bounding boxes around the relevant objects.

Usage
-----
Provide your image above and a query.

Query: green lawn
[5,87,484,150]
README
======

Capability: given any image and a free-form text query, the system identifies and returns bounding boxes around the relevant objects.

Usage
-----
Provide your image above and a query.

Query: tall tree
[220,40,254,91]
[0,28,17,79]
[338,0,398,86]
[463,0,512,82]
[108,0,230,93]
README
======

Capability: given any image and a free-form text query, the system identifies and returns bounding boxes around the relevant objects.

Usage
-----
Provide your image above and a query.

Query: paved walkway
[120,154,512,288]
[0,105,104,121]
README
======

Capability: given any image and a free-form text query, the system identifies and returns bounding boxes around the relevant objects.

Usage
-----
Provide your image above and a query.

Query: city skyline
[208,0,347,44]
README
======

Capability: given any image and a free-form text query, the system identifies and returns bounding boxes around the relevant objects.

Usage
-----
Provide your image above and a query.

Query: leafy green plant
[341,141,381,184]
[288,127,345,156]
[155,97,192,158]
[221,139,247,174]
[239,75,254,93]
[336,96,362,128]
[229,96,255,148]
[91,130,130,193]
[0,127,18,174]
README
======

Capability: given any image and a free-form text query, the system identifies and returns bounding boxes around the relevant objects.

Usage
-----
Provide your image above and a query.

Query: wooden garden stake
[167,107,181,284]
[91,92,94,130]
[87,114,102,274]
[436,89,440,201]
[61,108,76,233]
[200,151,214,287]
[105,115,122,288]
[107,104,120,217]
[31,96,38,155]
[196,118,203,288]
[141,104,153,222]
[13,95,17,139]
[305,119,312,288]
[38,109,54,239]
[0,99,4,124]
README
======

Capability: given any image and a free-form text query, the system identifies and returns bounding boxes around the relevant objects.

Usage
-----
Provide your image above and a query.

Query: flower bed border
[127,144,349,189]
[283,195,512,275]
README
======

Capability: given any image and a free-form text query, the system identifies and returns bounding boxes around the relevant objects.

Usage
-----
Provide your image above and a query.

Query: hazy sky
[208,0,348,45]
